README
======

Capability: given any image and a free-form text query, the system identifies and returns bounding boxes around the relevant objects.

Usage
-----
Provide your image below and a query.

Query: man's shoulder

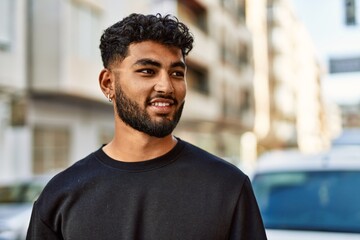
[180,139,247,180]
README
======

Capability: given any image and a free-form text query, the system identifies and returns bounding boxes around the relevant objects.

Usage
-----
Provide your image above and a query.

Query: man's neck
[103,127,177,162]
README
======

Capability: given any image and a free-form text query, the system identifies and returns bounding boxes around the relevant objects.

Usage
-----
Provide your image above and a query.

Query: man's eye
[172,71,185,78]
[138,69,155,74]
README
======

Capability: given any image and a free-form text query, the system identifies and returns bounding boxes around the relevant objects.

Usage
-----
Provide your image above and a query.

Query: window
[237,0,246,22]
[223,85,251,118]
[0,0,13,51]
[71,1,101,58]
[329,56,360,73]
[253,171,360,233]
[237,42,249,66]
[221,34,248,67]
[187,64,209,95]
[345,0,357,25]
[239,89,251,113]
[221,0,246,22]
[178,0,208,33]
[32,126,70,174]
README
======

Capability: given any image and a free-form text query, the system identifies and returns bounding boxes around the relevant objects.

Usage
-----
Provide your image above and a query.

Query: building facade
[291,0,360,130]
[0,0,333,182]
[247,0,333,154]
[0,0,255,181]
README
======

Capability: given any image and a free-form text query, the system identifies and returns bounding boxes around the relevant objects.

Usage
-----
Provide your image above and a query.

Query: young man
[27,13,267,239]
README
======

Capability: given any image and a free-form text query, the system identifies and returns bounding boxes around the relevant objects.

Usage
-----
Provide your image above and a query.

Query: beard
[114,82,184,138]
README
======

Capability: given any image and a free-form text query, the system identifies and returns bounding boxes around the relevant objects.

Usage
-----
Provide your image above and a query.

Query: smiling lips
[149,98,176,115]
[151,102,171,107]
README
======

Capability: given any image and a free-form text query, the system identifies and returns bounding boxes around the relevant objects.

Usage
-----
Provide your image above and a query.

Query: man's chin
[152,114,174,123]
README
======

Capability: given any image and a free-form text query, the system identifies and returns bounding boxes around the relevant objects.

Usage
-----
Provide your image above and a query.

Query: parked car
[0,175,53,240]
[332,129,360,146]
[252,146,360,240]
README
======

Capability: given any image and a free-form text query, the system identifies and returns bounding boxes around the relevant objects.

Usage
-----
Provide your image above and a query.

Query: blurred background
[1,0,360,239]
[0,0,359,181]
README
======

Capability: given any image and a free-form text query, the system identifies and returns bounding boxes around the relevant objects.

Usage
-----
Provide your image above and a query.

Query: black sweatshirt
[27,138,267,240]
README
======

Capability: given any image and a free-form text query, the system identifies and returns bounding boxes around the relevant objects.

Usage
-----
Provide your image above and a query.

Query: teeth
[152,102,170,107]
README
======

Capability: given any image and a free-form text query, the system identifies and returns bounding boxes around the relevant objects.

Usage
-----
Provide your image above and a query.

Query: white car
[0,175,53,240]
[251,146,360,240]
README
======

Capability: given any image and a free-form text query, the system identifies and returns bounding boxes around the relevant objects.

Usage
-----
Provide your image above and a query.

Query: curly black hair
[99,13,194,68]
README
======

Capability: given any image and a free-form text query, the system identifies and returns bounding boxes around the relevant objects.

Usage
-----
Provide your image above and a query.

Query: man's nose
[154,72,174,94]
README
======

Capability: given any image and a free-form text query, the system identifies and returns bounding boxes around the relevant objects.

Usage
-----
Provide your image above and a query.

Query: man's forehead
[128,41,183,57]
[125,41,185,64]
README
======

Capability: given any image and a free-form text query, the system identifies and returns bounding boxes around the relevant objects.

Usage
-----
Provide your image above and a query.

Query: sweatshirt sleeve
[26,202,62,240]
[228,177,268,240]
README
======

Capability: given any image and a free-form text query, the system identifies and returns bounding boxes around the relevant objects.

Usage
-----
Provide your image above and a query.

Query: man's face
[111,41,187,138]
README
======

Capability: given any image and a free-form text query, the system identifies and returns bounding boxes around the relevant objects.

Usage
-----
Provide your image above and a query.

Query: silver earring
[108,94,112,103]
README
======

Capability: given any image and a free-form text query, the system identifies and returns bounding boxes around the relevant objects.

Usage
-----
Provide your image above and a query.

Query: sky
[290,0,360,105]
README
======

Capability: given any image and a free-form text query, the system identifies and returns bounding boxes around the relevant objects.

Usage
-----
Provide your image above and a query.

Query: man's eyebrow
[133,59,161,67]
[133,59,186,69]
[171,61,186,69]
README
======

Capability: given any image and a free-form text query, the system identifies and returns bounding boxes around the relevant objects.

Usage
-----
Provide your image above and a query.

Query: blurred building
[0,0,255,181]
[291,0,360,129]
[0,0,333,182]
[291,0,360,105]
[247,0,332,154]
[340,103,360,127]
[1,0,114,182]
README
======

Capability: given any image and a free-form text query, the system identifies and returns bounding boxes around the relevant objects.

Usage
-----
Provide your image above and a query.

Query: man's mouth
[148,97,177,115]
[148,95,177,106]
[151,102,171,107]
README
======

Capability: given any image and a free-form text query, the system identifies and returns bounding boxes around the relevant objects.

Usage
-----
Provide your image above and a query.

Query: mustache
[146,94,178,105]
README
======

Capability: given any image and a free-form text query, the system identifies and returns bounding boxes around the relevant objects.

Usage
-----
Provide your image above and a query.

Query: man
[27,13,267,239]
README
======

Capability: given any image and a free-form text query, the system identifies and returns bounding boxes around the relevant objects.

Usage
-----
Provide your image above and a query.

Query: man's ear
[99,68,114,99]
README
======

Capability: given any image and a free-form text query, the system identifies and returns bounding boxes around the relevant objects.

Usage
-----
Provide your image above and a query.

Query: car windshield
[252,171,360,233]
[0,181,44,204]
